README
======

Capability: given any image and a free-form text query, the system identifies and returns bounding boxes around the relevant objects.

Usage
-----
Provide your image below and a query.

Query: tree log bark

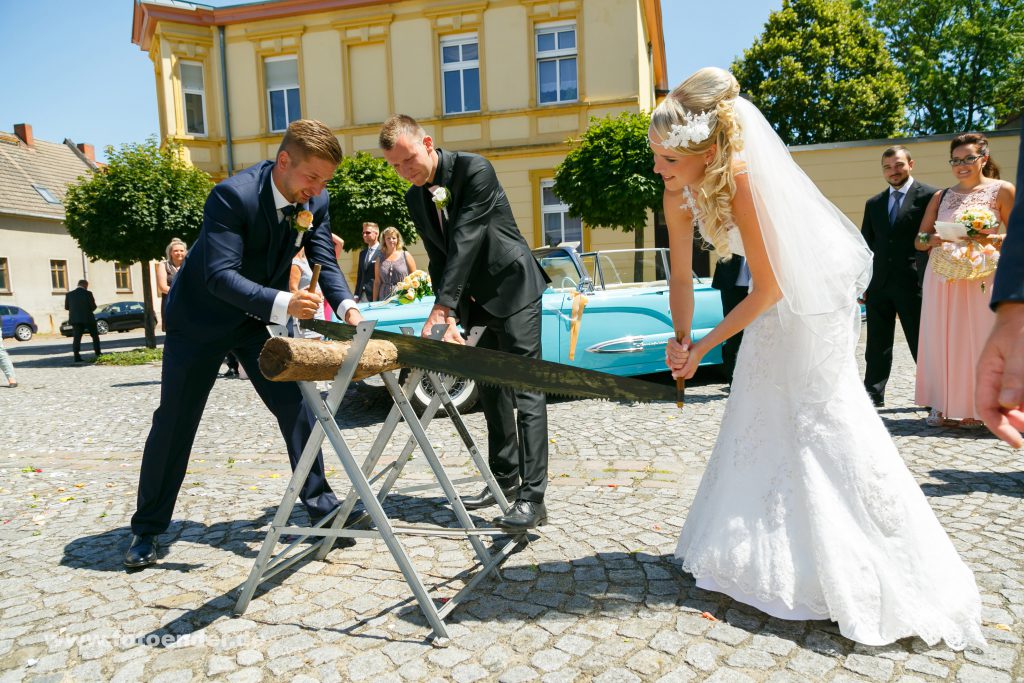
[259,336,400,382]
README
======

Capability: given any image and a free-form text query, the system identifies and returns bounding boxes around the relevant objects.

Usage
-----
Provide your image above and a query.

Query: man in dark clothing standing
[64,279,101,362]
[861,146,936,407]
[354,222,380,301]
[380,114,551,530]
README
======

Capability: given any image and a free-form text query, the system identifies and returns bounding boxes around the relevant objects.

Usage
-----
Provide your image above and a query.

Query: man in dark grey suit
[860,145,936,406]
[710,255,749,385]
[354,222,379,301]
[380,114,551,530]
[64,279,101,362]
[977,127,1024,448]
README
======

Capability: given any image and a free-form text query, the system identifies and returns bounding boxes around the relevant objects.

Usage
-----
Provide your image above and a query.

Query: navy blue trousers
[130,327,338,535]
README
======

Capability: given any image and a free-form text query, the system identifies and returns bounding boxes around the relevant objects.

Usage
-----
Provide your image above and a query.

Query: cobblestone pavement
[1,328,1022,682]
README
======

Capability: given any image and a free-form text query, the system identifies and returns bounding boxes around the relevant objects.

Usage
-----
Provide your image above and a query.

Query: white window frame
[265,55,301,133]
[440,33,481,115]
[535,21,578,105]
[540,179,582,246]
[180,60,208,137]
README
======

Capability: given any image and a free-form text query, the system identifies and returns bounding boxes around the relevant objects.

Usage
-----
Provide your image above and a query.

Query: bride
[656,67,984,649]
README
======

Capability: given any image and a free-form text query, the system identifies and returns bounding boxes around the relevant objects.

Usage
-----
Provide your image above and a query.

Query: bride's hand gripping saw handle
[675,331,687,408]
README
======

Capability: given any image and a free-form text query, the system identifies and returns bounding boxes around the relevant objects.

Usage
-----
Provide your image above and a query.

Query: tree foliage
[326,152,414,250]
[553,111,662,248]
[732,0,907,144]
[857,0,1024,134]
[64,137,213,347]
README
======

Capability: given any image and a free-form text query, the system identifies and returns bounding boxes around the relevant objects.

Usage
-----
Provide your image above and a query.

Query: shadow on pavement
[922,469,1024,498]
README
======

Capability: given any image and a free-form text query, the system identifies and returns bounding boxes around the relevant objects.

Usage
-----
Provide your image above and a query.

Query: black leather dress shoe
[462,482,519,511]
[496,500,547,530]
[870,394,884,408]
[123,534,159,568]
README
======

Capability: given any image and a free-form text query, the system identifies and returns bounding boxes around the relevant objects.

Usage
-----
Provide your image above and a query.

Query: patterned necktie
[280,203,297,226]
[888,191,903,226]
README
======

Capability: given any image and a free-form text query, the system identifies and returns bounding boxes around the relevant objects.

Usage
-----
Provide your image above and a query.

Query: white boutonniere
[293,209,314,247]
[430,186,450,220]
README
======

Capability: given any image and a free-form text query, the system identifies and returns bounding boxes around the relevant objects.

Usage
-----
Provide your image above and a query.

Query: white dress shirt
[268,176,356,324]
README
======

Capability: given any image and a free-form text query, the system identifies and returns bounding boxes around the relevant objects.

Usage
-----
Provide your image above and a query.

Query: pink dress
[915,183,999,419]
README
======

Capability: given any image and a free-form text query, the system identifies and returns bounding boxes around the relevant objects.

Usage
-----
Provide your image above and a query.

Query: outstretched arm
[677,174,782,379]
[664,188,695,377]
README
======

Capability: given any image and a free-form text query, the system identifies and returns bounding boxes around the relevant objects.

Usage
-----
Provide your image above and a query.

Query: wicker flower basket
[932,239,1000,281]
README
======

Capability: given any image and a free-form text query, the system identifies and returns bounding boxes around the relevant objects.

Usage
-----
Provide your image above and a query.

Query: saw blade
[303,319,677,403]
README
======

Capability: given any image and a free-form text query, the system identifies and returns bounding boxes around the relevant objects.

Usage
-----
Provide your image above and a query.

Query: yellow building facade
[132,0,668,281]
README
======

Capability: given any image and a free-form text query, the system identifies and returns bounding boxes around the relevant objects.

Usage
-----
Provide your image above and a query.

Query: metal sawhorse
[233,321,527,641]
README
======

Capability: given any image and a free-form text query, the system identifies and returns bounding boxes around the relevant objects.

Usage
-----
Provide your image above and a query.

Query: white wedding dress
[675,225,985,649]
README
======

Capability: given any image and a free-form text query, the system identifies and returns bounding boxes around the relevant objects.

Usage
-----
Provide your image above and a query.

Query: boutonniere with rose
[292,209,314,247]
[430,186,450,220]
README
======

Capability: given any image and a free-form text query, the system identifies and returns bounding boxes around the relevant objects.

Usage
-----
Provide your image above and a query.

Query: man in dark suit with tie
[977,126,1024,448]
[64,279,101,362]
[379,114,551,530]
[354,222,380,301]
[860,145,937,407]
[124,120,363,568]
[710,255,749,385]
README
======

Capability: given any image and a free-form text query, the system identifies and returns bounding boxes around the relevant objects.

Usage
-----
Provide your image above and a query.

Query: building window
[32,184,61,204]
[180,61,207,136]
[114,262,132,292]
[265,56,301,133]
[50,260,68,292]
[0,257,10,292]
[536,22,577,104]
[441,34,480,115]
[541,179,582,246]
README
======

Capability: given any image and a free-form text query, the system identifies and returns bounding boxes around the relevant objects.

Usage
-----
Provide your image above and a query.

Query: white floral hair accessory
[660,109,716,149]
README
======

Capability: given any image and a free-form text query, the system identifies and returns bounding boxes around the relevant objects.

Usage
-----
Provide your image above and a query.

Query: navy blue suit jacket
[165,161,353,340]
[992,127,1024,308]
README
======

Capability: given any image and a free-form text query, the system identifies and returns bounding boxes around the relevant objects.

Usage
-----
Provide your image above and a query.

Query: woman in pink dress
[915,133,1016,426]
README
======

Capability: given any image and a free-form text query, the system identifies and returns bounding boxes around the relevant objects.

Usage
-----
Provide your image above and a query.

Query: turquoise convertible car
[353,245,724,411]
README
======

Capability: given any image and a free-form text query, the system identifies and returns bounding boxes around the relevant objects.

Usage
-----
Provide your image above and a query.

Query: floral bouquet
[391,270,433,304]
[954,206,1001,238]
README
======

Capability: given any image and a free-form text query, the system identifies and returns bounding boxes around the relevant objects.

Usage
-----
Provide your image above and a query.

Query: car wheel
[402,370,480,415]
[96,320,110,334]
[14,324,33,342]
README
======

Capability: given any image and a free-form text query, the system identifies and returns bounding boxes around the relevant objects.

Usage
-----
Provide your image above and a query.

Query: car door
[0,306,11,337]
[104,303,125,330]
[550,249,724,376]
[125,302,146,329]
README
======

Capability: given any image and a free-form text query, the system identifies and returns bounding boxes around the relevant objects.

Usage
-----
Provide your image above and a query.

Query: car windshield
[581,249,670,290]
[100,304,118,313]
[537,253,581,291]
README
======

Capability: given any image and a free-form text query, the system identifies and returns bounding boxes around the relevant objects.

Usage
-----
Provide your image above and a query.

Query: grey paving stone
[842,653,895,681]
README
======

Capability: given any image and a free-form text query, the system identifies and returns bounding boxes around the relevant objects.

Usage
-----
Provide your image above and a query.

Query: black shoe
[868,392,884,407]
[496,500,547,530]
[223,370,239,378]
[462,481,519,511]
[123,534,159,568]
[74,356,83,363]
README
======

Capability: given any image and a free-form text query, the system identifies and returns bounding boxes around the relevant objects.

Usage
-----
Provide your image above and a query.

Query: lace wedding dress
[675,222,985,649]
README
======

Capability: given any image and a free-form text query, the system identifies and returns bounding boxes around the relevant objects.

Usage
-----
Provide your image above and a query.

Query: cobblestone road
[0,328,1021,682]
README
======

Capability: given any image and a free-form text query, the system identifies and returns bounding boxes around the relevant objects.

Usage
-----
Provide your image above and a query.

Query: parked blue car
[353,246,724,411]
[0,305,38,342]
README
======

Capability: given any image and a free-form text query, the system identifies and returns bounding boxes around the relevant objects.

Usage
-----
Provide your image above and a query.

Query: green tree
[857,0,1024,134]
[553,111,662,252]
[64,137,213,348]
[732,0,907,144]
[326,152,414,250]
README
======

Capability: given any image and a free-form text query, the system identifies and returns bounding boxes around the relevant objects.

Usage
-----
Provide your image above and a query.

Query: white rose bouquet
[393,270,433,304]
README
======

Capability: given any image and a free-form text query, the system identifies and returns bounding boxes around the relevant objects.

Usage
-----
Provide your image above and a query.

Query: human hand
[343,307,363,325]
[442,320,465,345]
[421,304,451,339]
[677,340,707,381]
[287,290,323,319]
[976,303,1024,448]
[666,335,691,377]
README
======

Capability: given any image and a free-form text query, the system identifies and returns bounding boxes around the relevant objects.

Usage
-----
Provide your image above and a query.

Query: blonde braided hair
[651,67,744,259]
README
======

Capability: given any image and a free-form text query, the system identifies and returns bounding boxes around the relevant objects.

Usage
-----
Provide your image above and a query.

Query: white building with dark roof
[0,124,153,334]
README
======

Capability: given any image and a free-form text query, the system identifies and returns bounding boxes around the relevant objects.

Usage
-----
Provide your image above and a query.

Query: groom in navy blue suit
[125,120,363,568]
